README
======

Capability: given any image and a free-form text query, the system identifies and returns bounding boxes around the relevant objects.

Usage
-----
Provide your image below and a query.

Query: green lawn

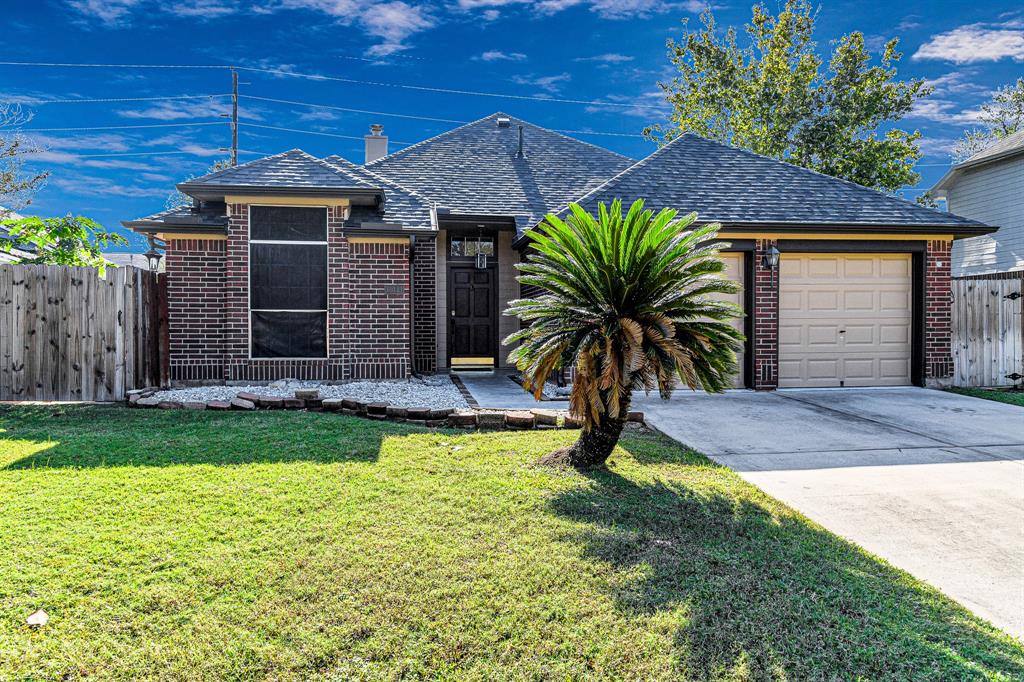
[1,406,1021,680]
[949,387,1024,407]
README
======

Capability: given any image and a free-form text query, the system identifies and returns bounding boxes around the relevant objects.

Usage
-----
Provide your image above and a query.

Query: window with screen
[249,206,328,358]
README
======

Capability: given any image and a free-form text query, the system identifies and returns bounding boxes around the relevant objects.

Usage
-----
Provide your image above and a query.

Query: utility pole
[230,69,238,166]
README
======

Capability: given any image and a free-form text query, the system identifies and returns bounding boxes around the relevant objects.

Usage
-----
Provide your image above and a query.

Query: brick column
[925,239,953,386]
[412,235,437,374]
[753,239,779,389]
[224,203,249,382]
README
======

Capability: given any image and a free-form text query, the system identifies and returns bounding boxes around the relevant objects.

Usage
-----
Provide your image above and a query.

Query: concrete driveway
[633,387,1024,639]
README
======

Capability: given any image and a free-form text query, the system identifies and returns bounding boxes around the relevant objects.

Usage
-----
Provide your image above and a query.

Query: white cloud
[913,23,1024,64]
[65,0,143,24]
[908,99,984,125]
[584,90,670,118]
[456,0,697,19]
[362,2,436,55]
[923,70,991,97]
[511,72,571,93]
[482,9,500,20]
[116,98,245,121]
[52,174,167,198]
[573,53,634,63]
[295,109,341,122]
[477,50,528,61]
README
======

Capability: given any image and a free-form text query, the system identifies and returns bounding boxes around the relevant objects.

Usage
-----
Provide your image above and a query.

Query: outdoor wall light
[145,243,163,272]
[762,245,780,288]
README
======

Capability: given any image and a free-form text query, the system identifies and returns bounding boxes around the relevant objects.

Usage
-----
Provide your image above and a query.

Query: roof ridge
[322,154,434,205]
[364,112,502,167]
[682,134,959,222]
[547,134,685,218]
[181,148,300,185]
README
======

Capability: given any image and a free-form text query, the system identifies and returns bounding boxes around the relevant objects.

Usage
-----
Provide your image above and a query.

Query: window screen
[250,243,327,310]
[249,206,328,358]
[251,311,326,358]
[250,205,327,241]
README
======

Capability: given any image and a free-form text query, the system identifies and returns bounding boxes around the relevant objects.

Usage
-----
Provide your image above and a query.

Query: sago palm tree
[505,199,744,469]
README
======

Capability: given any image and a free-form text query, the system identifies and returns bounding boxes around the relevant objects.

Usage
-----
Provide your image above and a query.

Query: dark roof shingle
[323,155,433,230]
[365,112,634,232]
[557,134,989,234]
[179,149,377,191]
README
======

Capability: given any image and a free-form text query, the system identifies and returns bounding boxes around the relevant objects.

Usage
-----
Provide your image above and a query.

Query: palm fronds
[506,199,745,438]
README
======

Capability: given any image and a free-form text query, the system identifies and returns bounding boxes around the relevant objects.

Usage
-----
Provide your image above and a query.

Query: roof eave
[121,220,228,236]
[176,183,383,201]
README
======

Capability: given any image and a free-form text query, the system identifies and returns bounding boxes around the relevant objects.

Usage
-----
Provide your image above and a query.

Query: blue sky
[1,0,1021,251]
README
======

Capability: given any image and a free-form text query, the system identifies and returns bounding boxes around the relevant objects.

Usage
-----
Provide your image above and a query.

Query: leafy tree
[506,200,743,469]
[953,78,1024,162]
[166,158,232,209]
[0,104,49,213]
[0,214,128,274]
[645,0,929,193]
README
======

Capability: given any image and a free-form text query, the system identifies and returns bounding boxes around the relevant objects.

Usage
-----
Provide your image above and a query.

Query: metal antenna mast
[230,69,238,166]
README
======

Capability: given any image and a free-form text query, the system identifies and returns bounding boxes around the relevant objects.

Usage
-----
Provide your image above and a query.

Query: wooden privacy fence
[0,264,167,401]
[951,278,1023,388]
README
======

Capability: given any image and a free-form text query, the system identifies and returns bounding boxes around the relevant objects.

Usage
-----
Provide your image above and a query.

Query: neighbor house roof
[932,129,1024,194]
[365,112,635,233]
[177,149,382,200]
[537,133,992,243]
[0,207,33,263]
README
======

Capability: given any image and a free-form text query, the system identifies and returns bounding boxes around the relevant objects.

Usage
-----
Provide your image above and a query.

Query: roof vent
[496,117,511,128]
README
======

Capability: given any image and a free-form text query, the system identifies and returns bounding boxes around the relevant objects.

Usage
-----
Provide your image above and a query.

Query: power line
[17,121,227,132]
[31,94,230,105]
[240,95,466,124]
[0,60,641,109]
[27,148,264,159]
[238,122,413,145]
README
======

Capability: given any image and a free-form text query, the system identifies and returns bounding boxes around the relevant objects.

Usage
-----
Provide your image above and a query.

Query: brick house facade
[125,114,994,390]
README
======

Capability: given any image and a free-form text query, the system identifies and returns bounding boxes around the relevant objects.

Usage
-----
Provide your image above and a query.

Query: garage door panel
[779,253,911,388]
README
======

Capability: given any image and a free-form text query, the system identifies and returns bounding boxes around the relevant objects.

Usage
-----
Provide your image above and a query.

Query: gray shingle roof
[365,112,635,233]
[555,134,989,236]
[121,203,229,232]
[179,149,377,191]
[961,128,1024,167]
[323,155,433,230]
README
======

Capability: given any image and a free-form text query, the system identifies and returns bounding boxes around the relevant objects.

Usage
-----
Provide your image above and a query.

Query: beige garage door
[779,253,912,388]
[717,252,745,388]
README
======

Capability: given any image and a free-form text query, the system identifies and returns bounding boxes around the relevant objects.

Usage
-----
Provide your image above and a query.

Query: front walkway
[633,387,1024,639]
[453,370,552,409]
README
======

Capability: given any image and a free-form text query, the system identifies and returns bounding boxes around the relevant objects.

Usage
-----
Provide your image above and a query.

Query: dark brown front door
[448,266,496,362]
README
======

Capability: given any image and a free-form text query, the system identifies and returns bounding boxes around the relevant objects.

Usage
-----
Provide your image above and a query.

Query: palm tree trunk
[541,395,630,469]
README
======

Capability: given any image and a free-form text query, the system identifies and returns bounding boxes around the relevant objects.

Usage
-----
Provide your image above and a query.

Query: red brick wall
[348,241,410,379]
[752,239,779,389]
[925,239,953,385]
[165,203,412,384]
[165,238,225,383]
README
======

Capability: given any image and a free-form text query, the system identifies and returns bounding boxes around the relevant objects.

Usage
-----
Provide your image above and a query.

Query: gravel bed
[151,375,468,409]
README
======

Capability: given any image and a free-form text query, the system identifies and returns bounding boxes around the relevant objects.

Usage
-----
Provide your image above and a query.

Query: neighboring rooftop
[932,129,1024,195]
[177,149,382,200]
[550,134,992,240]
[366,112,635,232]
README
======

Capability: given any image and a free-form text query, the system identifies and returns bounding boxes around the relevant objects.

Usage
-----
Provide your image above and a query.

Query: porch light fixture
[474,229,488,269]
[762,245,780,288]
[144,240,162,272]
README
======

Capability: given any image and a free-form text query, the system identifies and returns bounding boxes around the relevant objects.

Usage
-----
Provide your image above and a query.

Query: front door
[448,266,496,366]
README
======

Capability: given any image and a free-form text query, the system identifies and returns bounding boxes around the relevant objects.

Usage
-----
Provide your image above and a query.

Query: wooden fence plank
[0,265,11,399]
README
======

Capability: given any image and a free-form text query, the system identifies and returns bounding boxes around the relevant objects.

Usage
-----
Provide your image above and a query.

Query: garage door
[779,253,912,388]
[717,252,745,388]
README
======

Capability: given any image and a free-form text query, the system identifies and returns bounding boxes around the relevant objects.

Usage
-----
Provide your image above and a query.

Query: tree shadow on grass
[547,431,1024,680]
[0,404,410,469]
